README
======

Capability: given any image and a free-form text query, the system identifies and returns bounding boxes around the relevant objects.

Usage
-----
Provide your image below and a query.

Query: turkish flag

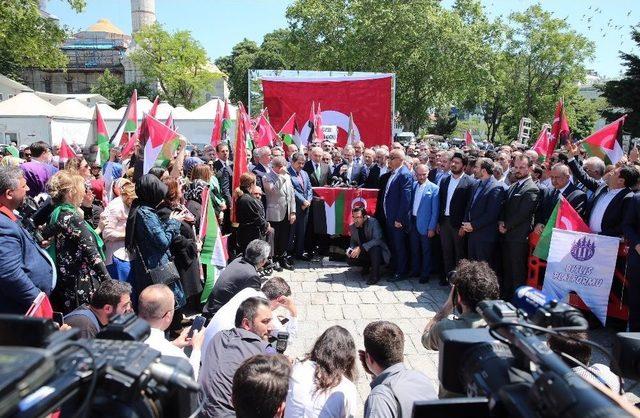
[262,75,393,148]
[555,196,590,233]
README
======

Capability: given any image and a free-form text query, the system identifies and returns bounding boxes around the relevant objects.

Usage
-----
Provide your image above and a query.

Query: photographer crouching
[421,259,499,351]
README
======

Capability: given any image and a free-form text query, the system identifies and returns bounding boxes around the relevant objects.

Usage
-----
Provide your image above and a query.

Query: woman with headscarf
[42,170,110,313]
[125,174,186,307]
[235,172,269,254]
[184,163,225,231]
[100,178,136,281]
[157,178,202,311]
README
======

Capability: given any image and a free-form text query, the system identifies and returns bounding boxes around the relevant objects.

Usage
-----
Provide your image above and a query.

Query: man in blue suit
[462,158,506,268]
[0,166,55,314]
[287,152,314,261]
[383,149,413,280]
[409,164,439,283]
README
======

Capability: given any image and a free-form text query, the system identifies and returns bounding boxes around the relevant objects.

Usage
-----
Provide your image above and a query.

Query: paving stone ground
[268,259,639,414]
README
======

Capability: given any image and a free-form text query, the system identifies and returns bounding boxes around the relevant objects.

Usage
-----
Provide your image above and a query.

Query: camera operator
[64,279,132,338]
[547,331,621,393]
[202,276,297,351]
[199,297,275,418]
[421,259,499,351]
[138,284,205,379]
[0,166,55,314]
[360,321,437,417]
[232,355,292,418]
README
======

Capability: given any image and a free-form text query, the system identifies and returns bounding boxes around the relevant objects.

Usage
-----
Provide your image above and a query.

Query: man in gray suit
[346,207,390,285]
[263,156,296,269]
[499,155,539,299]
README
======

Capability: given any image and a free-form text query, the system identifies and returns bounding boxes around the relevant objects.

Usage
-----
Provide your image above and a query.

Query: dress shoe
[279,258,294,270]
[367,276,380,285]
[296,253,312,261]
[419,276,430,284]
[272,261,283,272]
[392,273,408,281]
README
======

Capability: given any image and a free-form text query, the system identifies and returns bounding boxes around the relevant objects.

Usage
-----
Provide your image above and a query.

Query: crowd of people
[1,131,640,417]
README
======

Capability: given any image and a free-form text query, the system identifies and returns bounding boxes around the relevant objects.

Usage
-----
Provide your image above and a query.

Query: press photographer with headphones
[421,259,499,351]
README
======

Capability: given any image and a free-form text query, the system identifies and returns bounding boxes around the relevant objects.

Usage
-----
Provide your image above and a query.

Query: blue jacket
[287,166,313,211]
[412,180,440,235]
[383,165,413,228]
[0,211,54,314]
[464,177,506,242]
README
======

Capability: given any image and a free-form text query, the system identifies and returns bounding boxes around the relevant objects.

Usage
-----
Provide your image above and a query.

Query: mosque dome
[86,18,125,35]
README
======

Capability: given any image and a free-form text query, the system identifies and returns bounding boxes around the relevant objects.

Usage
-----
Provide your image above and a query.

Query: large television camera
[413,289,639,418]
[0,313,200,418]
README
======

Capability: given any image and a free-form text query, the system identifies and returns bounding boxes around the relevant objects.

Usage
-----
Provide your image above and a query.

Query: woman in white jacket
[285,326,358,418]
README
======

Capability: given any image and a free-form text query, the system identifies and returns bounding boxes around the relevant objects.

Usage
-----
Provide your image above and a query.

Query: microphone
[149,362,201,392]
[512,286,588,329]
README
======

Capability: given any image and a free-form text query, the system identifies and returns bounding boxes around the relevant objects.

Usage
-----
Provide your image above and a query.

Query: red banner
[262,75,393,148]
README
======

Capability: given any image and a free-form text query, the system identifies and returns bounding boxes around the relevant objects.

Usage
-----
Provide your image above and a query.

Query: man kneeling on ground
[421,259,499,351]
[346,207,390,285]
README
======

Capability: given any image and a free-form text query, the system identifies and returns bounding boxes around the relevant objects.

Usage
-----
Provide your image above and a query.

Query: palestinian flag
[210,100,223,147]
[58,138,76,165]
[199,186,228,303]
[280,113,298,146]
[532,125,551,162]
[582,115,626,165]
[221,100,232,143]
[111,90,138,147]
[305,102,315,145]
[5,145,19,158]
[165,112,175,130]
[139,96,159,145]
[313,187,378,235]
[142,114,180,174]
[95,106,110,165]
[533,196,590,260]
[465,130,477,148]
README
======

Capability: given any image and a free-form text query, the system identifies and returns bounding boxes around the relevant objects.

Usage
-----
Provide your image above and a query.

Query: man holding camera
[422,259,500,351]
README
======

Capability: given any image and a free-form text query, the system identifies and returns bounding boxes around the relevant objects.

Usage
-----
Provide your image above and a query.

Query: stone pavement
[268,259,639,414]
[271,260,448,413]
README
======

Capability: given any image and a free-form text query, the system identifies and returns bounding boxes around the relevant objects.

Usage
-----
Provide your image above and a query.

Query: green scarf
[47,203,105,263]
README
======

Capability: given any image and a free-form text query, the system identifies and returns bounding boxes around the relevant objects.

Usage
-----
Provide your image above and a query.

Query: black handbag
[137,245,180,285]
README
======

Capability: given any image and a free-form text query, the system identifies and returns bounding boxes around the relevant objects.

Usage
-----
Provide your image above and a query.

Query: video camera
[413,287,637,418]
[0,313,200,418]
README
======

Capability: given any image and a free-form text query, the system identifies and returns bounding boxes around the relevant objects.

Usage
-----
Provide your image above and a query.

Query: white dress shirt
[202,287,297,352]
[144,327,201,379]
[589,188,623,233]
[284,360,358,418]
[379,165,388,176]
[444,175,462,216]
[412,182,428,216]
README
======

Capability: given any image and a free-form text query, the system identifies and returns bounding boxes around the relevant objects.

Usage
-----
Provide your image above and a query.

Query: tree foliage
[130,23,222,109]
[600,24,640,138]
[0,0,85,80]
[91,69,153,108]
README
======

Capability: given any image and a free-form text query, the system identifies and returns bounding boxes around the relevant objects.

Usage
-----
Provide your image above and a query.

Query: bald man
[534,163,587,232]
[382,149,413,280]
[139,284,204,379]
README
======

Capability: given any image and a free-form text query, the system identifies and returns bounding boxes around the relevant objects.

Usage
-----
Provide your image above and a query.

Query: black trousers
[439,216,466,275]
[468,234,498,271]
[500,239,529,300]
[347,245,383,280]
[271,214,291,259]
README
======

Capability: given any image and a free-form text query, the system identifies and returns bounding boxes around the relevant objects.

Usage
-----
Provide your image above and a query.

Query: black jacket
[213,159,233,206]
[438,173,476,229]
[362,164,381,189]
[303,160,330,187]
[534,182,587,225]
[236,193,268,253]
[464,177,506,242]
[500,177,539,242]
[203,257,262,316]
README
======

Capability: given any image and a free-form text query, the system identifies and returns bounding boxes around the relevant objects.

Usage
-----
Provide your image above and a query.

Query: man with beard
[498,155,539,299]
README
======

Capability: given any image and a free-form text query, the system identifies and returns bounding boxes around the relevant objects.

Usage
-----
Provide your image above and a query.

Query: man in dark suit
[0,166,55,314]
[287,152,313,260]
[203,240,270,317]
[213,142,233,233]
[533,163,587,232]
[251,146,272,211]
[624,192,640,331]
[566,144,636,237]
[347,207,391,285]
[498,155,539,299]
[360,149,380,188]
[375,170,392,230]
[438,152,475,281]
[382,149,413,280]
[461,158,506,267]
[332,145,363,185]
[303,146,330,187]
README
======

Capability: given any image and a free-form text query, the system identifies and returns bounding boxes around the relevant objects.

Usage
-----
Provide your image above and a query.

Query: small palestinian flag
[142,114,181,174]
[95,106,110,166]
[199,186,228,303]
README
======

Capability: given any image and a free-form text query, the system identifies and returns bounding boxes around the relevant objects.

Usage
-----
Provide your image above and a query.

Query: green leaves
[131,23,223,109]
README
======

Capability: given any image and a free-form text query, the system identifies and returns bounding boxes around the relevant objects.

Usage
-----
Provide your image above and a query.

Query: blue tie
[471,180,486,206]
